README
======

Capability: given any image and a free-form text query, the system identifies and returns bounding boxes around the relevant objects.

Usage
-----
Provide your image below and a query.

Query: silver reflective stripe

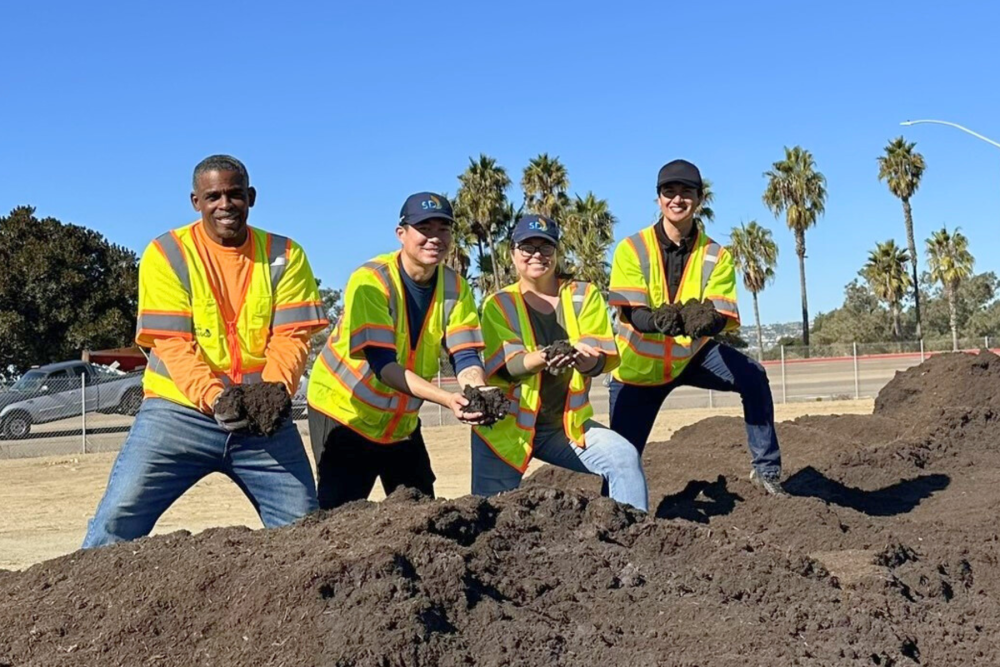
[579,336,618,354]
[484,344,524,376]
[517,407,536,429]
[137,313,193,335]
[622,327,664,357]
[362,262,398,322]
[712,299,738,316]
[701,242,721,292]
[442,266,460,323]
[570,282,588,319]
[349,326,396,351]
[147,349,171,379]
[671,340,692,360]
[568,392,589,410]
[629,232,651,283]
[273,303,326,327]
[221,372,263,387]
[320,344,422,414]
[155,232,190,293]
[493,292,520,332]
[269,234,290,291]
[446,329,483,350]
[608,288,648,306]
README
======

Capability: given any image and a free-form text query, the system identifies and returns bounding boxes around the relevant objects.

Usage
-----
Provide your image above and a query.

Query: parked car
[292,376,308,421]
[0,361,144,439]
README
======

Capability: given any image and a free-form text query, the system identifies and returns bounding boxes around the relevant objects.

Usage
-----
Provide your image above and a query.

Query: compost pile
[3,352,1000,666]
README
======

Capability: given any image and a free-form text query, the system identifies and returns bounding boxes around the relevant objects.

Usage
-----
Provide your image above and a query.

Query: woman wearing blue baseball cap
[470,215,648,511]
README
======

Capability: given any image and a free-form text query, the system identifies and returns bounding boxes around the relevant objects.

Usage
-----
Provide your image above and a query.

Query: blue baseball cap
[399,192,456,226]
[511,215,559,244]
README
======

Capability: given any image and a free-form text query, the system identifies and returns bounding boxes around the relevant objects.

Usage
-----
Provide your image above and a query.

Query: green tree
[521,153,570,220]
[728,221,778,358]
[763,146,827,347]
[457,155,511,293]
[811,280,890,345]
[877,137,926,337]
[694,178,715,227]
[562,192,617,291]
[446,194,476,278]
[0,206,138,378]
[926,226,974,351]
[860,240,911,340]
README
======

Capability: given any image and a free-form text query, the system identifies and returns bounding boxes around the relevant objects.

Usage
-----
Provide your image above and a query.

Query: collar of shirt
[655,219,699,253]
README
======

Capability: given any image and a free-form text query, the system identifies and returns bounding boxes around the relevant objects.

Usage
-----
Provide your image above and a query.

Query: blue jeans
[82,398,318,549]
[609,342,782,476]
[471,420,649,512]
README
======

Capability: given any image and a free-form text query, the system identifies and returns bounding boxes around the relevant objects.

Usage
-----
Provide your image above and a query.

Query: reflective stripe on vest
[319,340,422,413]
[154,231,191,292]
[268,234,290,290]
[146,349,263,385]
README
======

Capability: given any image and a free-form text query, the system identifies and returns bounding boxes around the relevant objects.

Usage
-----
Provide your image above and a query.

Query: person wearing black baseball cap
[306,191,492,509]
[470,215,648,511]
[606,160,786,496]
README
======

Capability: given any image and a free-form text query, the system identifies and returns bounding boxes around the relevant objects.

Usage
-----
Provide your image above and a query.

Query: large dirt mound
[3,352,1000,666]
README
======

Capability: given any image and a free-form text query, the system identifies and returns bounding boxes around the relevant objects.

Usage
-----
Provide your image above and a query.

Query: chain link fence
[2,339,994,460]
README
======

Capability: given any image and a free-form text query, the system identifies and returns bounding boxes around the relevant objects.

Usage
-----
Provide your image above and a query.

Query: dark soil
[461,385,510,426]
[651,302,683,335]
[543,339,576,360]
[679,298,726,338]
[216,382,292,437]
[3,352,1000,666]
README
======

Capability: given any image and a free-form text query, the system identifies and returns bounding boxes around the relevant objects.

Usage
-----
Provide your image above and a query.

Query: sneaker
[750,469,789,497]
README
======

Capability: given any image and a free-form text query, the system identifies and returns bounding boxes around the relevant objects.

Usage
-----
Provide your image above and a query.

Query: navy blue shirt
[363,261,482,379]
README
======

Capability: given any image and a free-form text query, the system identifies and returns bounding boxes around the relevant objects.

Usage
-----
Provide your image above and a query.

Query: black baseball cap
[656,159,703,192]
[511,214,559,244]
[399,192,456,226]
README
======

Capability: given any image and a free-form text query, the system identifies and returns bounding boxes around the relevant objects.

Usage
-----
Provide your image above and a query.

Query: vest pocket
[192,299,226,366]
[246,296,273,353]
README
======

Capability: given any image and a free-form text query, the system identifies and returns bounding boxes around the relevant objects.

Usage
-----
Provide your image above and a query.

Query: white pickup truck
[0,360,144,439]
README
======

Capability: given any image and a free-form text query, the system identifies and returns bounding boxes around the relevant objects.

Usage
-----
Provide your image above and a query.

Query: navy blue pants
[609,342,782,476]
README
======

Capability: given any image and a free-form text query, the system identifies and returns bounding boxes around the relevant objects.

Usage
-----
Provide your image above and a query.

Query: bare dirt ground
[0,400,873,571]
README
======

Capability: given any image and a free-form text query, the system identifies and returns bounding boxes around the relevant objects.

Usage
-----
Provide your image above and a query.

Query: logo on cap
[422,195,443,211]
[529,218,548,231]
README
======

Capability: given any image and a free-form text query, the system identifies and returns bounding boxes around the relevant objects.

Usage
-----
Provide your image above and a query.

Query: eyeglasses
[516,242,557,257]
[658,187,697,200]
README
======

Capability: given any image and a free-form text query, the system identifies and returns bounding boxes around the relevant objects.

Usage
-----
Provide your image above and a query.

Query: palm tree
[926,226,974,351]
[521,153,570,220]
[728,221,778,359]
[446,195,476,278]
[878,137,926,338]
[694,178,715,226]
[562,192,617,291]
[763,146,827,347]
[860,240,911,340]
[457,155,511,293]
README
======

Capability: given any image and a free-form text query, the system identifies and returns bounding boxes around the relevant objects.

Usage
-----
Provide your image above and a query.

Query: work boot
[750,468,789,497]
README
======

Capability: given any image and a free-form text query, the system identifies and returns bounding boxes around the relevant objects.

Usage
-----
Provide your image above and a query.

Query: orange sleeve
[261,327,312,395]
[153,337,226,413]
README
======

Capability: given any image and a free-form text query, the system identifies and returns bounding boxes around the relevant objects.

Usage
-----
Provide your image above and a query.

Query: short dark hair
[192,155,250,190]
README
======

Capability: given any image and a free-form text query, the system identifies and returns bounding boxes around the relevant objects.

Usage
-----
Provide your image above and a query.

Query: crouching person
[83,155,328,549]
[471,216,649,512]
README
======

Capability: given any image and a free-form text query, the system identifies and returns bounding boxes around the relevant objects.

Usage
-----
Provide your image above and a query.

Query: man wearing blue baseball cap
[306,192,491,508]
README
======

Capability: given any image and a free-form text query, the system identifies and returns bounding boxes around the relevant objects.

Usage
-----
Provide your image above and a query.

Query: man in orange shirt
[83,155,328,548]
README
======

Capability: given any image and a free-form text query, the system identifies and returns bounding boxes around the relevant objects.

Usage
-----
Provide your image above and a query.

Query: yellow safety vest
[608,224,740,386]
[136,222,328,409]
[307,251,484,444]
[474,280,620,472]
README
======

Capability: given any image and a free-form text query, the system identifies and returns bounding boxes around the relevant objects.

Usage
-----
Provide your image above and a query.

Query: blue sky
[2,0,998,326]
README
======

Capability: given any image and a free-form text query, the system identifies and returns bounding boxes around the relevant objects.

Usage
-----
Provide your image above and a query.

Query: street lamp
[900,119,1000,150]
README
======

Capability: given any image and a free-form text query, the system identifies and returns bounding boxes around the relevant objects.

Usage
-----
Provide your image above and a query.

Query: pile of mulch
[3,352,1000,666]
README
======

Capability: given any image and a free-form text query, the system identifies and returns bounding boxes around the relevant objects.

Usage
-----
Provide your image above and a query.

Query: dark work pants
[308,410,436,510]
[608,341,782,476]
